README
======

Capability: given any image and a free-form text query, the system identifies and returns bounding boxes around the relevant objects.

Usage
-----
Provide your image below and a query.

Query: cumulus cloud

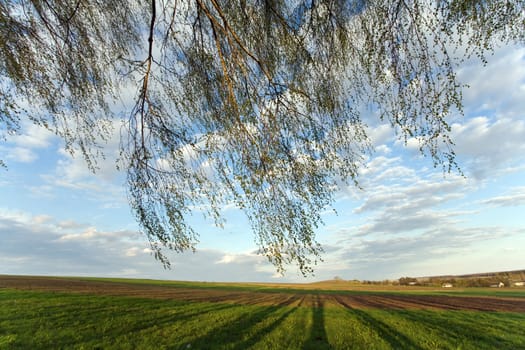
[0,208,279,282]
[379,45,525,182]
[58,227,138,243]
[5,147,38,163]
[450,117,525,179]
[332,224,524,280]
[8,122,55,149]
[1,122,56,164]
[0,210,111,275]
[124,247,142,257]
[15,118,127,209]
[348,153,469,210]
[324,128,525,280]
[215,251,263,265]
[367,123,395,149]
[57,220,86,230]
[458,45,525,119]
[480,187,525,207]
[53,118,122,180]
[41,146,127,209]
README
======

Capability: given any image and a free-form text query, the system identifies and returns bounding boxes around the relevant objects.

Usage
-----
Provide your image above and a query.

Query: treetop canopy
[1,0,523,274]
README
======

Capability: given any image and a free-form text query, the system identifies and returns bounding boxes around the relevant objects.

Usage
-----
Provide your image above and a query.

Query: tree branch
[138,0,157,152]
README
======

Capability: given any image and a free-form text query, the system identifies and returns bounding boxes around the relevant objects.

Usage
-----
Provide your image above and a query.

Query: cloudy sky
[1,44,524,283]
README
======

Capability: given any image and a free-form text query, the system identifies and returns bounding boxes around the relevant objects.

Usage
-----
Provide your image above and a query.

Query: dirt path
[1,275,524,312]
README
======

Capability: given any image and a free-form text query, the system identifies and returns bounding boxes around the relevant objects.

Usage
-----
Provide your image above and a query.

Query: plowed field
[1,275,524,349]
[1,275,523,312]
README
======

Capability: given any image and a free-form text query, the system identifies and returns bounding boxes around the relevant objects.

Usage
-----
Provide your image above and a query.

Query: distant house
[442,283,453,288]
[513,281,525,287]
[408,281,418,286]
[490,282,505,288]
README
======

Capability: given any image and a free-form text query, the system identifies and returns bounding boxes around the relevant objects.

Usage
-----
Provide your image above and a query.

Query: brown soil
[1,275,524,312]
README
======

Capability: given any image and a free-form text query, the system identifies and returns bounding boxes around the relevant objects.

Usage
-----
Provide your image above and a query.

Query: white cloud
[480,187,525,207]
[2,122,56,164]
[0,208,279,282]
[8,123,55,149]
[451,117,525,179]
[125,247,142,257]
[215,251,265,265]
[58,227,138,243]
[6,147,38,163]
[349,155,469,213]
[374,144,391,154]
[332,225,524,280]
[32,119,129,209]
[34,214,53,224]
[458,45,525,119]
[380,45,525,182]
[367,123,395,148]
[57,220,85,230]
[54,120,122,183]
[323,137,525,280]
[27,185,55,199]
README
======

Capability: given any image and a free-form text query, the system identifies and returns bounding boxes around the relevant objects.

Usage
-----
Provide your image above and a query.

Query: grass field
[1,276,524,349]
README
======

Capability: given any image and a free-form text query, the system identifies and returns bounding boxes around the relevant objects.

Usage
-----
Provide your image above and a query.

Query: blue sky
[1,44,524,282]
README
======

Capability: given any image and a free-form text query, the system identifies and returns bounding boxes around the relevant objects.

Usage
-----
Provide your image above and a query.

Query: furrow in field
[1,275,524,312]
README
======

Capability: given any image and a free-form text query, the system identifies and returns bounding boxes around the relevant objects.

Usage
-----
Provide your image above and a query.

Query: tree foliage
[1,0,523,274]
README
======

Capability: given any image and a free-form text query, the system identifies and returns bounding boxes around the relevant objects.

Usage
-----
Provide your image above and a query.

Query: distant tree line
[397,272,525,288]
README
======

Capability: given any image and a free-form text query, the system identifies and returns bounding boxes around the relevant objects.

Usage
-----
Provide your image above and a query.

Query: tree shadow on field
[302,294,331,350]
[336,298,423,350]
[188,303,298,349]
[59,300,242,348]
[394,310,524,348]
